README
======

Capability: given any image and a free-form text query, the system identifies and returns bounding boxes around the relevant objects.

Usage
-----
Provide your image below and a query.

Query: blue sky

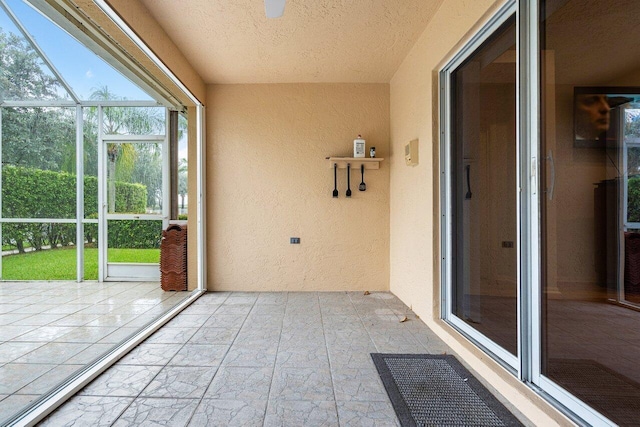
[1,0,151,101]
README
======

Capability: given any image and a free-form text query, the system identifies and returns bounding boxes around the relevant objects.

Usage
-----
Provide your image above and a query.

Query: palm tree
[88,86,164,213]
[178,158,188,212]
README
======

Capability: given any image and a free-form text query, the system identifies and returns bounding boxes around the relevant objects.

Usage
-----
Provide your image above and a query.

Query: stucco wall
[389,0,498,319]
[207,84,390,292]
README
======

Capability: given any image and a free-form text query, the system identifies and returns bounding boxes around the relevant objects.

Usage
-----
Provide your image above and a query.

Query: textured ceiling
[138,0,443,84]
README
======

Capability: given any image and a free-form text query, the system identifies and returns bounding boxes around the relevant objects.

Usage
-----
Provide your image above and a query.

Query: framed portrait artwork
[573,87,635,148]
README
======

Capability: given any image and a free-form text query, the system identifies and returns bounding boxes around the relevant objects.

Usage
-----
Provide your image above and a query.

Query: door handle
[465,164,472,199]
[546,150,555,200]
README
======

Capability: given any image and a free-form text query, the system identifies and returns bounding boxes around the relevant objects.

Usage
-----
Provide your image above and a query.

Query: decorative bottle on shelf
[370,147,376,158]
[354,135,365,158]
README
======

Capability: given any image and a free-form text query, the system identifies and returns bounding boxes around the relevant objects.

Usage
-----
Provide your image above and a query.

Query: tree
[178,158,188,212]
[1,27,75,173]
[131,143,163,211]
[2,106,75,171]
[0,28,62,101]
[86,86,165,212]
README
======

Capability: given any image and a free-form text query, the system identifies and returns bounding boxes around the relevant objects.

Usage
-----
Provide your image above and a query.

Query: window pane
[83,106,99,217]
[0,13,70,101]
[450,16,517,355]
[107,142,163,214]
[83,221,98,280]
[1,107,76,219]
[106,219,161,263]
[103,107,165,136]
[2,222,76,280]
[627,145,640,223]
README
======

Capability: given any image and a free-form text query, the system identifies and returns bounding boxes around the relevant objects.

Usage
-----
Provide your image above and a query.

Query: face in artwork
[575,94,610,139]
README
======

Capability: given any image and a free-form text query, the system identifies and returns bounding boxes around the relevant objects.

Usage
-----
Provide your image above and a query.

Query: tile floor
[40,292,453,426]
[0,281,190,424]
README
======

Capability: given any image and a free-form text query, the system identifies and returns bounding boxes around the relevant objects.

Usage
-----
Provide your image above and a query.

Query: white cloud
[85,70,94,79]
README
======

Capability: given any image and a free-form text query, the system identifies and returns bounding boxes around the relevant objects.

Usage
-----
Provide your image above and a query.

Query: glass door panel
[448,15,518,357]
[540,1,640,425]
[103,140,166,281]
[106,142,163,215]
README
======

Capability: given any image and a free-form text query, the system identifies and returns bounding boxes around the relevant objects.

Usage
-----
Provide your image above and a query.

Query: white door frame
[98,106,169,281]
[439,0,519,372]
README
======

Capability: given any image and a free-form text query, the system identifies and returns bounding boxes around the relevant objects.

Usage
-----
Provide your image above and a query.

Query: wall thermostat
[405,139,419,166]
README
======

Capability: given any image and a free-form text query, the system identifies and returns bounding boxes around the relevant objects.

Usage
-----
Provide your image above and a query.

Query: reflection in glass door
[443,10,518,365]
[539,1,640,424]
[440,0,640,424]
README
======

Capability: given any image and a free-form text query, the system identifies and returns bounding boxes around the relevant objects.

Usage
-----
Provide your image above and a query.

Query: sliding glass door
[442,1,640,425]
[442,5,518,368]
[538,1,640,425]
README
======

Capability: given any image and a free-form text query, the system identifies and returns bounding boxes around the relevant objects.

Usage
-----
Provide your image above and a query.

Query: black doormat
[371,354,523,427]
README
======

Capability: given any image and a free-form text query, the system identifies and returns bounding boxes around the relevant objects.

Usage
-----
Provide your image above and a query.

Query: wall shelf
[326,157,383,170]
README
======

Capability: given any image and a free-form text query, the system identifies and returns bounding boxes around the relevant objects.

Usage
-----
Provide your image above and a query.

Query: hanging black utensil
[333,163,338,198]
[359,164,366,191]
[346,163,352,197]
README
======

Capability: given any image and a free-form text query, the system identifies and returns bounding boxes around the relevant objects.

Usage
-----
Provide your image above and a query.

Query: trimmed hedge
[628,177,640,223]
[2,166,157,251]
[83,221,162,250]
[84,176,147,216]
[106,220,162,249]
[2,165,146,217]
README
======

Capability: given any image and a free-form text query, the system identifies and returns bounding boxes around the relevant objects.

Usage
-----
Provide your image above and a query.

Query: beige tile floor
[0,281,190,424]
[39,292,454,426]
[11,288,637,425]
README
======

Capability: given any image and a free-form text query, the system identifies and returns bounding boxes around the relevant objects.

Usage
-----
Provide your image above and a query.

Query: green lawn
[108,248,160,263]
[2,247,160,280]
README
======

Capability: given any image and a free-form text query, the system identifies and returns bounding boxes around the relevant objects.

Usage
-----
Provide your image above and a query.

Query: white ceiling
[139,0,443,84]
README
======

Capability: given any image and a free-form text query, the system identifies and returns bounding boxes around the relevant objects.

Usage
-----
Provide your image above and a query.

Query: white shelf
[326,157,383,170]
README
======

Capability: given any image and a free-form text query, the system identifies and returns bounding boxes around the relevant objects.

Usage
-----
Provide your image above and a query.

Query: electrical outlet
[502,241,514,248]
[290,237,300,244]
